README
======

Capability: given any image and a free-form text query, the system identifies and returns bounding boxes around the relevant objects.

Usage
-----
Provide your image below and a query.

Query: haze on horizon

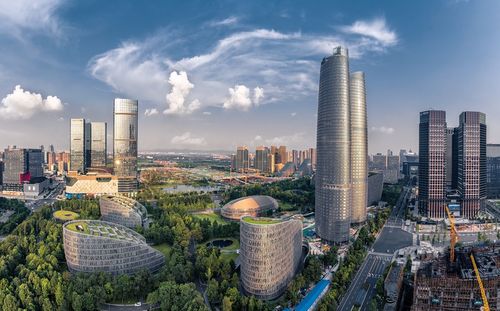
[1,0,499,153]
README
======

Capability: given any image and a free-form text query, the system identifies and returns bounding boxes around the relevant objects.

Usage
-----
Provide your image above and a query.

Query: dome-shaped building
[63,220,164,275]
[221,195,278,221]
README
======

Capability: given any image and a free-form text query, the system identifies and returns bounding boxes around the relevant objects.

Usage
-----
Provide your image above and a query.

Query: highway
[337,187,413,311]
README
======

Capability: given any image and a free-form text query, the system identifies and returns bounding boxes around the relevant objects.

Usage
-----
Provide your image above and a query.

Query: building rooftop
[223,195,278,212]
[241,216,282,225]
[293,279,331,311]
[64,220,145,243]
[102,195,146,215]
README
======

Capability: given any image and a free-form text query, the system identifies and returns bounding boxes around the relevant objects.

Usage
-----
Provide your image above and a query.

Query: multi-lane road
[338,187,413,311]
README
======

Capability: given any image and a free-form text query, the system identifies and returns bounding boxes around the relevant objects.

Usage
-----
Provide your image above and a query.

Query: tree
[222,296,233,311]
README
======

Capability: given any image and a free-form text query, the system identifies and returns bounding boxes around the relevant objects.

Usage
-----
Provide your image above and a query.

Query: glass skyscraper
[113,98,138,193]
[70,118,86,173]
[88,122,107,168]
[315,46,352,243]
[350,71,368,223]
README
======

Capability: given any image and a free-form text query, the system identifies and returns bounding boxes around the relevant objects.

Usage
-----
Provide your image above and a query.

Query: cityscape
[1,1,500,311]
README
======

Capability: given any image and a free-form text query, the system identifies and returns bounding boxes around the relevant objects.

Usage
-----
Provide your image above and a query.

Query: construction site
[413,244,500,310]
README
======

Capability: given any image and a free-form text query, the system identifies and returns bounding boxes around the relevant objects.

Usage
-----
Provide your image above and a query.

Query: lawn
[53,210,79,221]
[242,216,281,225]
[153,243,172,258]
[65,221,89,233]
[193,212,228,224]
[221,252,238,263]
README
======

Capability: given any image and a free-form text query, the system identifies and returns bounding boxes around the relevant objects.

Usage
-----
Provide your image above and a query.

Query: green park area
[153,243,172,258]
[242,216,281,225]
[192,212,228,224]
[65,221,89,233]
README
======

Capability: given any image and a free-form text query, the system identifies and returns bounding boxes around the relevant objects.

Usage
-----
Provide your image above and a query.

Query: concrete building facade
[240,216,302,300]
[99,195,147,228]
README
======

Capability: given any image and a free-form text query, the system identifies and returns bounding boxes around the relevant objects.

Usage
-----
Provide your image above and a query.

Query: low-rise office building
[100,195,147,228]
[65,170,118,198]
[63,220,164,275]
[221,195,278,221]
[240,216,302,300]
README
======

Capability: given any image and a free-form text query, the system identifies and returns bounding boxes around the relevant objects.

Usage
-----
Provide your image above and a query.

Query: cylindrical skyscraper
[350,71,368,223]
[113,98,138,194]
[315,46,351,243]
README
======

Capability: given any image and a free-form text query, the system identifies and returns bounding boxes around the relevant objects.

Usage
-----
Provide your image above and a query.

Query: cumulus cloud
[0,0,64,37]
[171,132,207,146]
[88,18,398,114]
[0,85,64,120]
[163,71,200,115]
[291,112,297,117]
[144,108,159,116]
[202,111,212,115]
[223,85,264,111]
[264,132,305,146]
[370,126,395,134]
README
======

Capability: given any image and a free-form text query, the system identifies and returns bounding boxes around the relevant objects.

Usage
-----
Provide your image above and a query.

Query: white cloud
[202,111,212,115]
[88,18,398,114]
[171,132,207,146]
[264,133,305,146]
[163,71,200,115]
[145,108,159,116]
[291,112,297,117]
[209,16,239,27]
[254,135,262,141]
[341,17,397,46]
[0,0,64,37]
[370,126,395,134]
[0,85,64,120]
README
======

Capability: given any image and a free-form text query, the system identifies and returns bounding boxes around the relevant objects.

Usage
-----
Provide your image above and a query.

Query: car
[134,302,142,307]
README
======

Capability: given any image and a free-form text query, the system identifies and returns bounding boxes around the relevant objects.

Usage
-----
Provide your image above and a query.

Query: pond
[206,239,233,249]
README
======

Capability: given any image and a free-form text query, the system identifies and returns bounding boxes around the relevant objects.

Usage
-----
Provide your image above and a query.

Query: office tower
[292,150,299,165]
[445,128,455,189]
[267,153,275,173]
[315,46,351,243]
[70,118,86,173]
[309,147,317,170]
[487,144,500,198]
[371,153,387,171]
[451,128,459,190]
[457,111,486,218]
[278,146,288,164]
[2,148,43,192]
[113,98,138,193]
[350,71,368,223]
[85,122,91,168]
[47,151,56,171]
[255,146,269,173]
[230,154,236,172]
[88,122,107,168]
[236,146,249,173]
[56,151,70,174]
[418,110,447,218]
[386,151,400,184]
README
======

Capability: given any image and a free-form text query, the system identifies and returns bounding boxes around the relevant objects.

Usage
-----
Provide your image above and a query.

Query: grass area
[65,221,89,233]
[53,210,79,221]
[242,216,281,225]
[193,212,228,224]
[153,243,172,258]
[221,252,238,263]
[279,201,298,211]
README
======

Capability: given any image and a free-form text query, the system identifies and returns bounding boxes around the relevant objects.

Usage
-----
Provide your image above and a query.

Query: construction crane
[445,206,490,311]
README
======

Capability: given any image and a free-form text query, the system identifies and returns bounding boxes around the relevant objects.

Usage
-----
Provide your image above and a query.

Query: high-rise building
[88,122,107,168]
[56,151,70,174]
[457,111,486,218]
[445,128,455,189]
[309,147,317,170]
[315,46,351,243]
[70,118,86,173]
[350,71,368,223]
[267,153,275,174]
[254,146,269,173]
[278,146,288,164]
[235,146,249,173]
[487,144,500,199]
[2,148,43,192]
[371,153,387,171]
[113,98,138,194]
[386,151,400,184]
[419,110,447,218]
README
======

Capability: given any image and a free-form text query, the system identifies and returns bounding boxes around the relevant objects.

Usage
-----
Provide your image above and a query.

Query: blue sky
[0,0,499,153]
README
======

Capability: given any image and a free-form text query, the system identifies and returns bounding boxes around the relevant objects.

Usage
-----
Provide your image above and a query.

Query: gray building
[99,195,147,228]
[235,146,249,173]
[386,151,400,184]
[457,111,487,218]
[487,144,500,199]
[350,71,368,223]
[70,118,86,173]
[113,98,138,194]
[88,122,107,168]
[63,220,164,275]
[240,216,302,300]
[254,146,269,173]
[368,172,384,205]
[315,46,351,243]
[2,148,43,192]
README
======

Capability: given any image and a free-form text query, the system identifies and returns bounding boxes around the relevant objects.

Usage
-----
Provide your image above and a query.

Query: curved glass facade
[315,46,351,243]
[113,98,138,193]
[350,72,368,223]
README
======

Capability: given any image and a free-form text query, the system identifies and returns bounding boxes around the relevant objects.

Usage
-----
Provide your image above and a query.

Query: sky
[0,0,499,153]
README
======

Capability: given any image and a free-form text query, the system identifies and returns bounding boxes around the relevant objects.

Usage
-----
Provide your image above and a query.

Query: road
[337,187,413,311]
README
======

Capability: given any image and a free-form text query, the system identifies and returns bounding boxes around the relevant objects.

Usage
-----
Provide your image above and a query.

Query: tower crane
[445,206,490,311]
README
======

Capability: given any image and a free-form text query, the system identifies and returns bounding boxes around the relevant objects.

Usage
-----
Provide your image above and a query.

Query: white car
[134,302,142,307]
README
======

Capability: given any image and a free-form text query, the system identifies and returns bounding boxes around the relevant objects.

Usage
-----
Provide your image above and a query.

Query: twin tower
[315,46,368,244]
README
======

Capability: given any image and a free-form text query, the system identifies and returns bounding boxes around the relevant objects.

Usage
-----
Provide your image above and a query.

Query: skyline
[1,1,500,152]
